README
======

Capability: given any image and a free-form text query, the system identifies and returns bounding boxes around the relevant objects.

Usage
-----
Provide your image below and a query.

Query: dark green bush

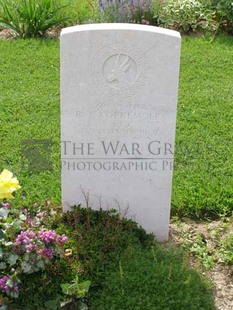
[61,206,155,285]
[208,0,233,33]
[89,246,216,310]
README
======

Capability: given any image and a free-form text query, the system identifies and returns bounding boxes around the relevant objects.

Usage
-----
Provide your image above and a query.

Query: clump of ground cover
[60,206,216,310]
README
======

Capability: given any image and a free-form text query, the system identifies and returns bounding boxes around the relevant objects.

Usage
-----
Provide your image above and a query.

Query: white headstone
[61,24,181,242]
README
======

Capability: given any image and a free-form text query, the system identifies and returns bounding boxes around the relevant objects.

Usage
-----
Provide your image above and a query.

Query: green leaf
[0,229,6,240]
[79,280,91,293]
[0,262,7,269]
[0,208,9,220]
[44,299,60,310]
[78,301,89,310]
[37,259,45,269]
[6,278,14,288]
[9,290,19,298]
[8,253,19,266]
[12,219,22,231]
[60,283,70,295]
[19,214,27,221]
[21,261,33,273]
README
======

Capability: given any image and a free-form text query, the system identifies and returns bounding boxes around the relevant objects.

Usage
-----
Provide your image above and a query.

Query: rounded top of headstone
[61,23,181,39]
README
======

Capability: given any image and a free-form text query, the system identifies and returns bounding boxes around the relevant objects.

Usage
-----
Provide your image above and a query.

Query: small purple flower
[39,229,57,243]
[1,202,11,209]
[25,243,38,253]
[40,247,54,259]
[0,275,19,294]
[26,217,34,223]
[55,234,68,244]
[15,230,37,248]
[99,0,105,10]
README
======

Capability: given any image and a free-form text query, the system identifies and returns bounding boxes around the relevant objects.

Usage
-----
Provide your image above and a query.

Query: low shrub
[158,0,216,34]
[60,0,97,25]
[61,205,155,286]
[89,246,216,310]
[208,0,233,34]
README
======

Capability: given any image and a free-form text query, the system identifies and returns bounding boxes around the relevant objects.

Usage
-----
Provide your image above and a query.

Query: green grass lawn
[0,35,233,217]
[173,35,233,217]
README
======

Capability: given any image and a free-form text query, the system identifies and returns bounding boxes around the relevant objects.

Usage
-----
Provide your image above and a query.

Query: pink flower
[39,230,57,243]
[25,243,38,253]
[15,230,37,249]
[0,275,19,294]
[26,217,34,223]
[1,202,10,208]
[41,247,54,259]
[55,234,68,244]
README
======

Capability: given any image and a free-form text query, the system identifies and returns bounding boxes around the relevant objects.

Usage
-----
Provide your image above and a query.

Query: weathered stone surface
[61,24,181,242]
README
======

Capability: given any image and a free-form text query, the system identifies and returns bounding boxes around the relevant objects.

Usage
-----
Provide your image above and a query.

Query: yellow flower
[0,169,21,199]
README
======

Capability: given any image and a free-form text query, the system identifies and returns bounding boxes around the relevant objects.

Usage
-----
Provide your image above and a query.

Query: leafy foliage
[0,0,68,38]
[61,275,91,309]
[0,200,68,307]
[208,0,233,33]
[59,0,97,25]
[158,0,216,34]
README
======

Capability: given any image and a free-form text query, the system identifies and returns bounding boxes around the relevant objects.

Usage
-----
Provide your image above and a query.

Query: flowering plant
[98,0,158,25]
[0,170,68,309]
[0,169,21,199]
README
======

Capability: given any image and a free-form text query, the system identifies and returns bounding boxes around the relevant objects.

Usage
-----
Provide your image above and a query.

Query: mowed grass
[0,35,232,216]
[0,39,61,204]
[173,35,233,217]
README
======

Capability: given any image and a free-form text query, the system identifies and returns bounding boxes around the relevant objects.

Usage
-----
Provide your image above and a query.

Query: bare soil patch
[0,27,62,40]
[169,219,233,310]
